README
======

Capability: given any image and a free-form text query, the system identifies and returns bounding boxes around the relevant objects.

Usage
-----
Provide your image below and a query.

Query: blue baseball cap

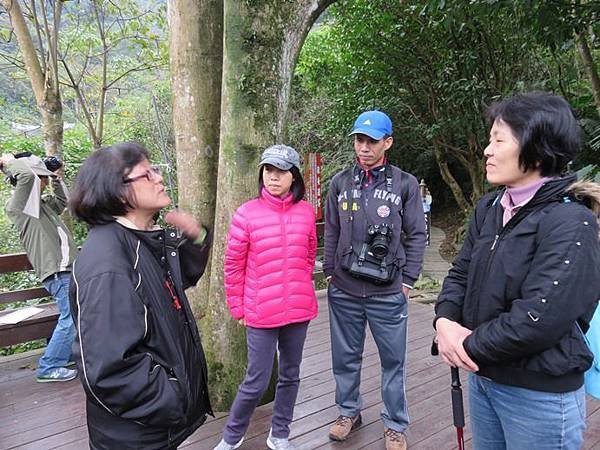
[349,110,392,140]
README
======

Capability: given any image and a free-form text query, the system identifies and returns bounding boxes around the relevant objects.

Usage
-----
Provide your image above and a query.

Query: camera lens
[371,237,389,258]
[368,224,392,259]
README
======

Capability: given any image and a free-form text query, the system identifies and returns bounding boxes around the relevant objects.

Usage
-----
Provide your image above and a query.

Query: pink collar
[500,177,553,226]
[260,187,294,210]
[502,177,552,209]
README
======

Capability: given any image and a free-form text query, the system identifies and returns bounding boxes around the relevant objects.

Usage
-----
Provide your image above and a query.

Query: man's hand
[402,286,410,299]
[164,209,202,240]
[52,167,64,179]
[435,318,479,372]
[0,153,15,170]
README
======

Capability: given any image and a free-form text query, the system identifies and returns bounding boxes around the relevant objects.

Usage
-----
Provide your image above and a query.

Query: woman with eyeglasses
[69,142,212,450]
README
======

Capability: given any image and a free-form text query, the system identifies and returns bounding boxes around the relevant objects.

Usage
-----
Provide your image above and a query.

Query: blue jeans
[328,284,409,432]
[37,272,76,376]
[469,373,586,450]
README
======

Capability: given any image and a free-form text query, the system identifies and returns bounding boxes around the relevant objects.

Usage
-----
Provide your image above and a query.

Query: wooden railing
[0,253,56,348]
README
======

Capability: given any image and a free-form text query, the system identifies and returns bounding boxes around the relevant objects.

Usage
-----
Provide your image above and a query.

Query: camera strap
[350,163,395,269]
[349,161,395,223]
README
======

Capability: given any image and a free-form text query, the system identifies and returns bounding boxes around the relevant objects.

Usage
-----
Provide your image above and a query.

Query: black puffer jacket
[70,220,212,449]
[435,174,600,393]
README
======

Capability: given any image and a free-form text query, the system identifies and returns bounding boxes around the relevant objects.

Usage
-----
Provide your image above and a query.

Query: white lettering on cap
[267,148,289,158]
[363,119,371,125]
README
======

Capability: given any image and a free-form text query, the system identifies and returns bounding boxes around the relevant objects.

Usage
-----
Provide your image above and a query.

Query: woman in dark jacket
[434,92,600,449]
[69,142,212,449]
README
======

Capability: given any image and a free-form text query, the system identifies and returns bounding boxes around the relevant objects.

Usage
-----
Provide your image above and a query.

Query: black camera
[343,223,398,285]
[42,155,63,172]
[13,152,63,172]
[367,224,392,259]
[2,152,63,186]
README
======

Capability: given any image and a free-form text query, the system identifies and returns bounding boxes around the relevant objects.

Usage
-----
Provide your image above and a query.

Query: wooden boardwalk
[1,291,600,449]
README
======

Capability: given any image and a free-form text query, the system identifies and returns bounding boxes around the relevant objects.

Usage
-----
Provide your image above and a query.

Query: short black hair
[69,142,149,225]
[487,91,580,176]
[258,164,305,203]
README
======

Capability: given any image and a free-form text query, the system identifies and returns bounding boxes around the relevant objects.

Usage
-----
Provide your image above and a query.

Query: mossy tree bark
[204,0,335,410]
[168,0,223,317]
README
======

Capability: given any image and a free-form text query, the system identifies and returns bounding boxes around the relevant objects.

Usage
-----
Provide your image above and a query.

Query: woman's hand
[238,318,246,326]
[165,209,202,240]
[435,318,479,372]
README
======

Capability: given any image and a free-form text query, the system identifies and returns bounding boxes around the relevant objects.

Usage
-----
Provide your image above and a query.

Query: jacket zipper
[490,234,499,250]
[164,275,182,310]
[281,209,289,319]
[474,202,536,326]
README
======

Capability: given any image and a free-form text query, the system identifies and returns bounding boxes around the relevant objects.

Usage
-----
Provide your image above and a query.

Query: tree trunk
[205,0,335,410]
[40,89,64,156]
[168,0,223,320]
[466,134,485,205]
[1,0,63,155]
[433,143,471,214]
[576,30,600,120]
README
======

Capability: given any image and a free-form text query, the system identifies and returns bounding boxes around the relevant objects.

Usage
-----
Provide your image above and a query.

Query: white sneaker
[36,367,78,383]
[213,437,243,450]
[267,429,296,450]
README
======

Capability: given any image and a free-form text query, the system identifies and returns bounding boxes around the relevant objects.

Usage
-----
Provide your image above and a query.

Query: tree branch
[61,57,99,146]
[29,0,46,74]
[1,0,45,104]
[92,0,107,147]
[105,63,163,89]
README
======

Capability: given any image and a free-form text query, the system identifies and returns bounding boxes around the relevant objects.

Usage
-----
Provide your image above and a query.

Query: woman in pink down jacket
[214,145,318,450]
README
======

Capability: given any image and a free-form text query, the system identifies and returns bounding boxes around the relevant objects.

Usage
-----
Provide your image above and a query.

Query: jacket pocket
[170,365,190,417]
[524,324,594,376]
[340,246,354,271]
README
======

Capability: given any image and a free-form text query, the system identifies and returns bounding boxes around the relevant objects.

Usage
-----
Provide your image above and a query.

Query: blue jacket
[435,174,600,393]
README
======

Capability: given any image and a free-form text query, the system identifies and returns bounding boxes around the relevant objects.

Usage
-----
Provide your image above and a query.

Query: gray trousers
[223,321,309,444]
[328,283,409,432]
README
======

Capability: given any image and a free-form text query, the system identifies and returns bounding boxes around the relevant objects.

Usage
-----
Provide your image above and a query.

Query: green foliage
[577,164,600,184]
[414,275,441,291]
[0,339,46,357]
[1,0,170,149]
[289,0,600,210]
[483,0,599,51]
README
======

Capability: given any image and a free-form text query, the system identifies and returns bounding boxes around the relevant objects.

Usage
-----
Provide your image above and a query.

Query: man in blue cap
[323,111,427,450]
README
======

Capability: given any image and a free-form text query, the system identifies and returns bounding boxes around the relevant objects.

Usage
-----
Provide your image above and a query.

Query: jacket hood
[566,179,600,236]
[566,180,600,215]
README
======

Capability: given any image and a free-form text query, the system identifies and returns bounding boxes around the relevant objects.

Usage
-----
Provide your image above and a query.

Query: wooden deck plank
[1,291,599,449]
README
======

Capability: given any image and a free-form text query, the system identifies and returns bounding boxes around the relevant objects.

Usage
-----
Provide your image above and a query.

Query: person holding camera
[1,152,78,383]
[323,111,427,450]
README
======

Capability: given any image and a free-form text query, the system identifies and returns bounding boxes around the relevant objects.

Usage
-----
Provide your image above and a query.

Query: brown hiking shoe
[328,413,362,441]
[384,428,407,450]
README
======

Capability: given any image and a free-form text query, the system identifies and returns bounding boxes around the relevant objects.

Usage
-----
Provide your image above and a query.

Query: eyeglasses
[124,166,162,184]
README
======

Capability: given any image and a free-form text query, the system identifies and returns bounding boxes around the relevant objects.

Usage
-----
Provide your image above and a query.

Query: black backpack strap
[398,169,407,216]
